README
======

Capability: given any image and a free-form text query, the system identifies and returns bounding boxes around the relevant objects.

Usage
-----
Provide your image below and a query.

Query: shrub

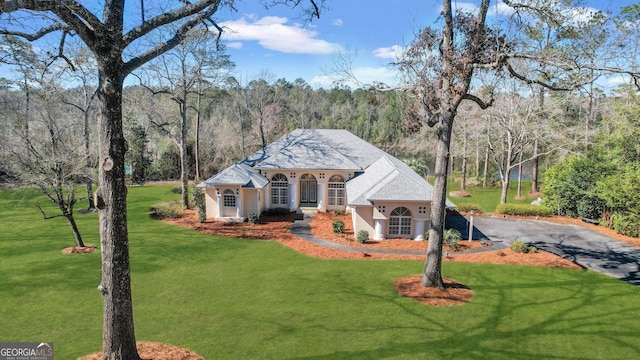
[171,186,182,194]
[248,213,259,224]
[456,203,484,214]
[511,240,529,253]
[192,185,206,223]
[444,228,461,251]
[332,219,345,234]
[528,246,538,253]
[495,203,553,217]
[334,209,345,215]
[356,230,369,243]
[150,200,185,219]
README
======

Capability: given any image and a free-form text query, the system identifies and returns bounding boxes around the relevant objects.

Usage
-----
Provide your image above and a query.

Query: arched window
[271,173,289,206]
[328,174,345,206]
[389,207,412,236]
[223,189,236,207]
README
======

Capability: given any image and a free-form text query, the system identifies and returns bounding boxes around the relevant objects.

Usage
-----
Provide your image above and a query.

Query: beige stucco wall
[204,188,218,219]
[242,188,264,217]
[352,201,432,240]
[351,206,375,239]
[261,169,353,212]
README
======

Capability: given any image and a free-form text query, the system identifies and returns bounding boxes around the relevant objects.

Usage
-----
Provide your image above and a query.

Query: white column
[414,220,426,241]
[216,190,223,218]
[289,180,298,210]
[317,182,326,211]
[236,189,243,218]
[374,219,385,240]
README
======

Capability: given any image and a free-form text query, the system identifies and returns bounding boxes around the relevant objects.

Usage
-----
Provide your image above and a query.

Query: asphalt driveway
[448,213,640,286]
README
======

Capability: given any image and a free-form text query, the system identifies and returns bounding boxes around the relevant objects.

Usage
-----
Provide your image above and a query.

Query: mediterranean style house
[197,129,448,241]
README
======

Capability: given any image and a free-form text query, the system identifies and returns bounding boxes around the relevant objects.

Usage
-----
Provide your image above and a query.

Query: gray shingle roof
[197,163,268,189]
[199,129,454,208]
[245,129,384,170]
[346,155,435,205]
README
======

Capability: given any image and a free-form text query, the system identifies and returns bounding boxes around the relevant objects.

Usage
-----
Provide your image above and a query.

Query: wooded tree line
[0,45,622,204]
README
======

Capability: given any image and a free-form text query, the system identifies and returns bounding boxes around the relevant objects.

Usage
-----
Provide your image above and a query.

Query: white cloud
[563,6,604,25]
[445,1,515,16]
[493,1,515,16]
[221,15,342,54]
[310,66,400,89]
[602,75,629,90]
[226,42,243,49]
[451,1,480,14]
[331,18,343,26]
[372,45,404,60]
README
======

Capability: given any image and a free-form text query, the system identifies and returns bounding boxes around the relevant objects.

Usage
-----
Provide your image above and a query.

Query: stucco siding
[205,188,218,219]
[352,206,375,239]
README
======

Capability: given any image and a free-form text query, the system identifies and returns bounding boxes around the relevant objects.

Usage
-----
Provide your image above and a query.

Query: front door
[299,174,317,206]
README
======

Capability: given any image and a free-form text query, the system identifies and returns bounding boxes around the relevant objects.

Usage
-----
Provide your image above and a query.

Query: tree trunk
[482,133,490,187]
[85,106,95,210]
[461,123,467,190]
[66,213,86,248]
[180,100,189,208]
[531,136,539,193]
[516,151,523,198]
[194,79,202,182]
[421,113,454,290]
[96,65,141,360]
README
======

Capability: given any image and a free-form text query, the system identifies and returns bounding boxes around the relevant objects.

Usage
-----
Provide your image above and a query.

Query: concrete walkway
[290,210,640,286]
[290,210,505,257]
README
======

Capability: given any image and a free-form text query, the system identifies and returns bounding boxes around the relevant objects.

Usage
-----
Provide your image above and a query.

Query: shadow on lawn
[282,269,640,360]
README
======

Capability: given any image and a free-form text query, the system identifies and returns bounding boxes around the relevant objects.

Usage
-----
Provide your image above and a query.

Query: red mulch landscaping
[78,342,203,360]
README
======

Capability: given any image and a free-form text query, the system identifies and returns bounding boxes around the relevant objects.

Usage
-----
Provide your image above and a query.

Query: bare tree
[485,91,537,204]
[60,46,98,210]
[1,44,88,247]
[0,1,325,358]
[394,0,640,289]
[140,30,233,207]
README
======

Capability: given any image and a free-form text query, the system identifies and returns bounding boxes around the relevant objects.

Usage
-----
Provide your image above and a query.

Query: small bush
[511,240,529,253]
[332,219,345,234]
[495,203,553,217]
[356,230,369,243]
[334,209,346,216]
[456,203,484,214]
[192,185,206,223]
[263,207,291,216]
[150,200,185,219]
[171,186,182,194]
[528,246,538,253]
[444,228,461,251]
[248,213,259,224]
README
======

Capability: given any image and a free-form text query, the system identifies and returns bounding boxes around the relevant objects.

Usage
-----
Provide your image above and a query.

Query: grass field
[1,184,640,359]
[444,179,541,213]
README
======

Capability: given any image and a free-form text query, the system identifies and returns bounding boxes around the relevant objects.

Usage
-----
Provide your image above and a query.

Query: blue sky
[217,0,638,88]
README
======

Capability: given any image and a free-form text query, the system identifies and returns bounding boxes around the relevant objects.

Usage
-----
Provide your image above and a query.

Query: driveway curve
[453,215,640,286]
[291,211,640,286]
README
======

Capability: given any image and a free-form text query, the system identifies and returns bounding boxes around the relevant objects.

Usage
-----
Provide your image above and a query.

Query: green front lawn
[1,185,639,359]
[445,180,541,213]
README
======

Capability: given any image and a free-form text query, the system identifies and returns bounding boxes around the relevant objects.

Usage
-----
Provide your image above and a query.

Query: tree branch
[123,0,220,48]
[0,23,66,41]
[505,62,573,91]
[462,93,494,109]
[123,3,220,75]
